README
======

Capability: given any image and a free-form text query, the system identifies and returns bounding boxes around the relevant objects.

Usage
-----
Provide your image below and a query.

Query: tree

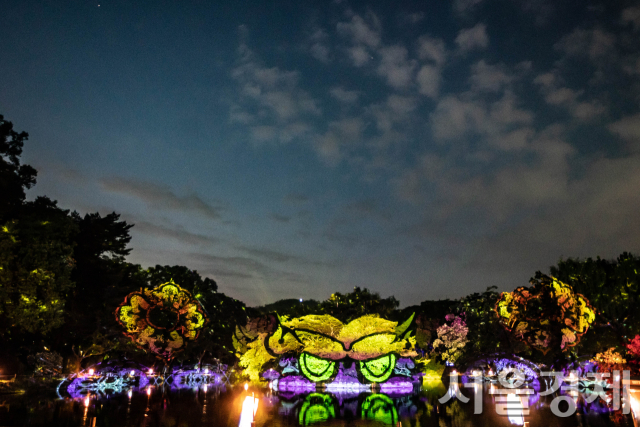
[454,287,517,362]
[255,298,320,317]
[0,197,77,339]
[317,287,399,323]
[550,253,640,351]
[495,273,596,360]
[0,115,37,221]
[51,212,143,372]
[432,314,469,364]
[144,265,249,364]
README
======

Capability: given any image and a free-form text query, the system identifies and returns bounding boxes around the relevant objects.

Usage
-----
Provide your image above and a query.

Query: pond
[1,380,639,427]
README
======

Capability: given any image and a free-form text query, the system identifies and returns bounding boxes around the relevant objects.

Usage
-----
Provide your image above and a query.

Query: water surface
[0,382,636,427]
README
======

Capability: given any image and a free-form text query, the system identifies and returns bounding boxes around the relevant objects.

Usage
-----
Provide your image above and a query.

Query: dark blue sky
[2,0,640,306]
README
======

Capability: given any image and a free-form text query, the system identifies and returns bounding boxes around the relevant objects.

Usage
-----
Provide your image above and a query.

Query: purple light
[262,368,280,381]
[380,377,415,394]
[277,375,315,392]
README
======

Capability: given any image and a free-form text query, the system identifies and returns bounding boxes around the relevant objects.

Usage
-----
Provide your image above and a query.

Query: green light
[359,353,396,383]
[299,352,336,382]
[298,393,336,425]
[361,394,398,425]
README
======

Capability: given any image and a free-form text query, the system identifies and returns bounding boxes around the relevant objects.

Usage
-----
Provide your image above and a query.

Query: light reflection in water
[298,393,336,426]
[5,378,640,427]
[506,393,524,426]
[629,391,640,427]
[361,394,399,425]
[239,395,259,427]
[82,395,90,426]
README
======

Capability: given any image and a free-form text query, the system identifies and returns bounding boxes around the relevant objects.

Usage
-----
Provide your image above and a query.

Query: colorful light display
[298,393,336,425]
[495,275,595,354]
[115,280,207,359]
[233,313,420,386]
[361,394,399,425]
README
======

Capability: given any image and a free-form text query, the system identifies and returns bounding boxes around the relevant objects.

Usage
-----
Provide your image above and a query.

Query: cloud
[429,96,483,140]
[336,13,381,49]
[467,153,640,272]
[533,72,607,121]
[230,33,321,144]
[337,12,382,67]
[608,113,640,152]
[377,45,417,89]
[330,86,360,103]
[101,177,224,220]
[622,6,640,30]
[415,36,447,99]
[396,124,574,222]
[400,12,425,25]
[308,28,331,63]
[455,24,489,53]
[469,60,513,93]
[314,117,365,164]
[519,0,555,26]
[346,46,372,67]
[131,220,220,246]
[370,95,418,135]
[270,213,291,223]
[416,36,447,67]
[453,0,484,14]
[554,28,615,61]
[416,65,440,98]
[236,246,300,263]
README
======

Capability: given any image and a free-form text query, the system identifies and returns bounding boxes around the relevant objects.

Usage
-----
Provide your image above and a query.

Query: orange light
[244,383,248,391]
[148,368,153,375]
[239,396,260,427]
[88,369,94,376]
[84,396,90,407]
[128,389,132,399]
[147,387,151,396]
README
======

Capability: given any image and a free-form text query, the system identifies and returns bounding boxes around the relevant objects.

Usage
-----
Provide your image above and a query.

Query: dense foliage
[495,274,596,357]
[550,253,640,353]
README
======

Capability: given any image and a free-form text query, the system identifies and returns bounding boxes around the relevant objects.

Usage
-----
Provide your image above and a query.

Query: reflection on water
[361,394,398,425]
[506,393,524,425]
[1,379,638,426]
[299,393,335,425]
[239,395,260,427]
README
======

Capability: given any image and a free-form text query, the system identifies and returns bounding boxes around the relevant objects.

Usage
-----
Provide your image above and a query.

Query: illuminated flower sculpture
[432,314,468,364]
[116,280,207,359]
[495,274,595,355]
[233,313,418,386]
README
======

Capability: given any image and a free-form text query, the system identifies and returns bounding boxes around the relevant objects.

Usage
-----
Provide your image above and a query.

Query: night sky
[2,0,640,306]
